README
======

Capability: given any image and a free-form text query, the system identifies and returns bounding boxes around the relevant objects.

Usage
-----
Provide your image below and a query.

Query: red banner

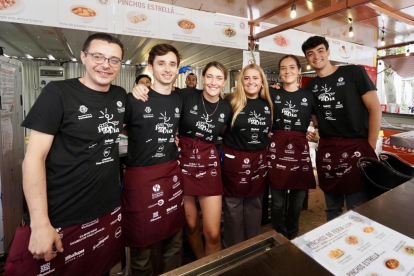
[359,64,377,85]
[382,129,414,165]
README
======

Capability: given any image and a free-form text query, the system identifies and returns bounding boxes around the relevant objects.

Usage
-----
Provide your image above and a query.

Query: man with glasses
[6,33,126,276]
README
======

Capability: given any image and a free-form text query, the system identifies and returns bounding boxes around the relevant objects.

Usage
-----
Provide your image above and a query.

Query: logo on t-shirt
[117,101,125,113]
[190,105,198,115]
[247,111,266,125]
[155,112,174,134]
[342,152,348,159]
[144,107,153,118]
[301,98,308,106]
[218,113,226,122]
[318,85,335,102]
[196,114,215,134]
[335,101,344,109]
[103,147,111,157]
[153,184,161,192]
[282,101,298,117]
[325,110,336,121]
[78,105,92,120]
[98,109,120,134]
[284,125,291,131]
[264,106,271,114]
[337,77,345,86]
[295,119,301,126]
[252,133,258,140]
[275,95,281,103]
[244,158,250,164]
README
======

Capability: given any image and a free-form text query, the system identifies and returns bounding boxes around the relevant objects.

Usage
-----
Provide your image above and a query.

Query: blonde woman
[221,64,273,248]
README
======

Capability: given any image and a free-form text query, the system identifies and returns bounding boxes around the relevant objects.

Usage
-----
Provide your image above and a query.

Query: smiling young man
[185,73,198,88]
[6,33,126,276]
[302,36,381,221]
[122,44,185,276]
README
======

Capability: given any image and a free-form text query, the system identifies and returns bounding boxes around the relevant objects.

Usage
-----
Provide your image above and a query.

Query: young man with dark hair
[6,33,126,275]
[122,43,185,276]
[302,36,381,221]
[185,72,198,88]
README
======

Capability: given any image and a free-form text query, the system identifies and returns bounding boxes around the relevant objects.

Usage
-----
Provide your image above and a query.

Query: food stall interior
[1,0,414,272]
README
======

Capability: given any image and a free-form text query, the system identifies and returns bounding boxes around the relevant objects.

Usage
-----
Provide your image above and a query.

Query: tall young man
[122,44,185,276]
[185,73,198,88]
[302,36,381,221]
[6,33,126,276]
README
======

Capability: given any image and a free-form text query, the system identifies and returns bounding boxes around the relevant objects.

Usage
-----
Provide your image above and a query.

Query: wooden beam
[251,0,375,40]
[378,52,413,60]
[365,3,414,27]
[252,1,347,40]
[377,42,414,51]
[249,2,293,26]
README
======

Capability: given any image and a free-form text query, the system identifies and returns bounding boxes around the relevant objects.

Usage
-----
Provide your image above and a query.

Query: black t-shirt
[21,78,126,228]
[305,65,376,138]
[124,88,182,167]
[176,88,232,142]
[270,87,316,132]
[224,96,272,151]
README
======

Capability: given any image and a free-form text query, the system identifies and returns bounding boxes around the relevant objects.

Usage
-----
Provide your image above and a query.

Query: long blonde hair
[228,64,273,128]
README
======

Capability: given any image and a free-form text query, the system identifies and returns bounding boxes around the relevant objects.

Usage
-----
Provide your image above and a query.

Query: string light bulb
[306,65,311,70]
[290,2,297,19]
[348,18,354,38]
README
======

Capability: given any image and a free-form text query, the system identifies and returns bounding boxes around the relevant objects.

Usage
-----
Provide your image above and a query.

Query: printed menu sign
[0,0,58,27]
[113,0,247,49]
[259,22,377,67]
[292,211,414,276]
[0,0,248,50]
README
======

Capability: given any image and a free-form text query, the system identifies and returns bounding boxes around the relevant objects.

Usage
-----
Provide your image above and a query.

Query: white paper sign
[1,117,13,155]
[243,51,260,67]
[293,211,414,276]
[259,22,377,67]
[1,64,16,115]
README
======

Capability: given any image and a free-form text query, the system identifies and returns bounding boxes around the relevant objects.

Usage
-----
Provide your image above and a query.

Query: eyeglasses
[83,51,122,68]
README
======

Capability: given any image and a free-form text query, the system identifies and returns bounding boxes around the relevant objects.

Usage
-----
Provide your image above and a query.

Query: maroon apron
[122,159,185,248]
[268,130,316,190]
[221,143,267,198]
[178,135,223,196]
[316,137,377,195]
[5,207,124,276]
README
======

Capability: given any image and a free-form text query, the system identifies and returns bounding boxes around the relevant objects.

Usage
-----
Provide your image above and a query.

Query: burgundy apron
[316,137,377,195]
[221,143,268,198]
[5,207,124,276]
[267,130,316,190]
[122,159,185,248]
[178,135,223,196]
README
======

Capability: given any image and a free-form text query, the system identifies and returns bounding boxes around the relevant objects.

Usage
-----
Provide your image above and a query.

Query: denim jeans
[324,190,368,221]
[270,188,307,240]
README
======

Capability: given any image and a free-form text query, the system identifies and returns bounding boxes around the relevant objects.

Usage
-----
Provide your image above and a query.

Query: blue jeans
[270,188,307,240]
[324,190,368,221]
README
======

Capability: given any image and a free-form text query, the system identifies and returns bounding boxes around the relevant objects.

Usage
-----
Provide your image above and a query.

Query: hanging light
[406,48,410,57]
[290,2,297,19]
[306,65,311,70]
[381,29,385,46]
[348,18,354,38]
